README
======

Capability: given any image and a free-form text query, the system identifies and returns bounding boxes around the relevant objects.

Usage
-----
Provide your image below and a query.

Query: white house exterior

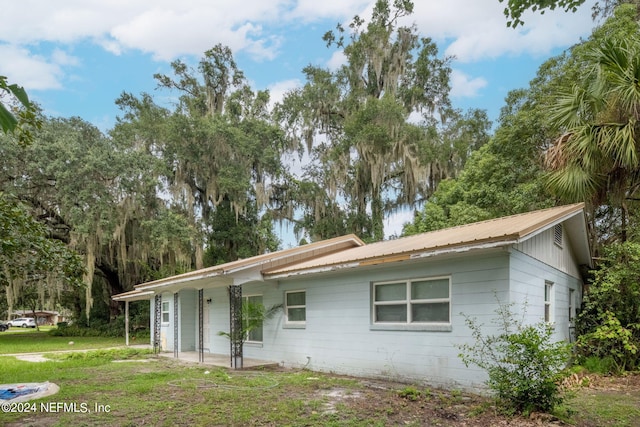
[113,203,591,390]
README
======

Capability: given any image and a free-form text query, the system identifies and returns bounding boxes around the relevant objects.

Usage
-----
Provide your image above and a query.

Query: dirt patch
[318,387,363,414]
[319,383,550,427]
[12,354,54,363]
[562,371,640,391]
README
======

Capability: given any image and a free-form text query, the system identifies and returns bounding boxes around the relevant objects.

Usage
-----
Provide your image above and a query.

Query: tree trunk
[83,237,96,322]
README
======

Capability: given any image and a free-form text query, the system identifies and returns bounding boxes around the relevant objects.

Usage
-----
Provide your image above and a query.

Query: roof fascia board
[267,240,517,279]
[112,290,155,301]
[137,271,227,291]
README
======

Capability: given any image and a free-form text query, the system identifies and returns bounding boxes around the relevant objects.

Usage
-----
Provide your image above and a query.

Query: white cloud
[408,0,595,62]
[288,0,371,21]
[326,50,347,70]
[0,45,67,90]
[51,49,80,67]
[267,79,302,107]
[449,69,487,98]
[0,1,294,61]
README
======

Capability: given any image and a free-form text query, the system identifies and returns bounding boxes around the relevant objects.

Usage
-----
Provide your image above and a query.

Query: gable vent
[554,224,563,247]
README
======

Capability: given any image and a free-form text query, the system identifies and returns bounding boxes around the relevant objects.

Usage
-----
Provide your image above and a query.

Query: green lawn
[0,328,127,354]
[0,333,638,426]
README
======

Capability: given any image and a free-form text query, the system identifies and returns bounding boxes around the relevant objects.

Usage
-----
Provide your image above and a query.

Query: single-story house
[113,203,592,390]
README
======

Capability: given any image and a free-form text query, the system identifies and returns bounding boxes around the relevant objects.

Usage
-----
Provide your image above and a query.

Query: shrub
[458,301,571,414]
[49,316,127,337]
[576,311,639,373]
[575,242,640,372]
[582,355,616,375]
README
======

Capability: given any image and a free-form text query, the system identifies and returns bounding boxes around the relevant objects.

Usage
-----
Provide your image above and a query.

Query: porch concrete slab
[156,351,279,369]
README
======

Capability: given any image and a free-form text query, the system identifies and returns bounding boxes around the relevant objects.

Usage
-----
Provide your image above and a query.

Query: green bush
[582,356,616,375]
[49,316,127,337]
[576,311,639,373]
[458,301,571,414]
[575,242,640,372]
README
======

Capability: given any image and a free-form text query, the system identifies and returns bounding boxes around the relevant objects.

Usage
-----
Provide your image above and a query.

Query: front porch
[157,351,278,369]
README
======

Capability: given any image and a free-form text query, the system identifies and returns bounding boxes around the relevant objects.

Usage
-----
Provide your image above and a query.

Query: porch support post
[198,289,204,362]
[229,285,243,369]
[153,294,162,354]
[125,300,130,346]
[173,292,179,358]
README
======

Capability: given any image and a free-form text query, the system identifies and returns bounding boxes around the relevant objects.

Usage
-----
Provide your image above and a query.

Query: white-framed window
[373,276,451,324]
[568,288,575,322]
[243,295,263,342]
[285,290,306,325]
[161,301,170,323]
[544,281,554,322]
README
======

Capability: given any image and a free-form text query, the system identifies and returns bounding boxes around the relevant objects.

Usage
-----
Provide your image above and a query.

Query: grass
[562,391,640,427]
[0,328,126,354]
[553,370,640,427]
[1,332,639,426]
[0,355,363,427]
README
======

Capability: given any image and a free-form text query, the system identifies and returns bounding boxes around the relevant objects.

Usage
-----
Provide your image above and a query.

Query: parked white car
[8,317,36,328]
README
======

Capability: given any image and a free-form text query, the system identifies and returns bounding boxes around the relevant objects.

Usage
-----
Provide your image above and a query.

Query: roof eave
[266,239,518,279]
[112,290,155,302]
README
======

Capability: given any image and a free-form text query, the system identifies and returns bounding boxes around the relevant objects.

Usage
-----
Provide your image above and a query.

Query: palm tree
[546,35,640,242]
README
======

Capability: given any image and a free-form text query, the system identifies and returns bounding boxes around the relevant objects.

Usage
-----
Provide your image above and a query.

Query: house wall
[509,249,582,342]
[515,226,581,279]
[239,249,512,390]
[154,238,583,389]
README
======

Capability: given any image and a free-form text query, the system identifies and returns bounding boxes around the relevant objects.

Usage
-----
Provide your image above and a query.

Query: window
[544,281,554,322]
[373,277,450,324]
[161,301,170,323]
[568,289,575,322]
[285,291,306,324]
[554,224,563,247]
[244,295,263,342]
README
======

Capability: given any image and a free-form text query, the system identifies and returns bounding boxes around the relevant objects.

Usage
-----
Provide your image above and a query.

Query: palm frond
[545,163,600,202]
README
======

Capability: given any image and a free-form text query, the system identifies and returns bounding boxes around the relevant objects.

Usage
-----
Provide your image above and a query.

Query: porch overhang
[112,289,155,302]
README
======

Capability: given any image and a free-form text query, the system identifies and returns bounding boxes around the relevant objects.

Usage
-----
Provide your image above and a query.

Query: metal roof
[264,203,589,277]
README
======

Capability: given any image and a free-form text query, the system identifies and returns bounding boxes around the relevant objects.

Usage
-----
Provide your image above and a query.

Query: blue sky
[0,0,598,241]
